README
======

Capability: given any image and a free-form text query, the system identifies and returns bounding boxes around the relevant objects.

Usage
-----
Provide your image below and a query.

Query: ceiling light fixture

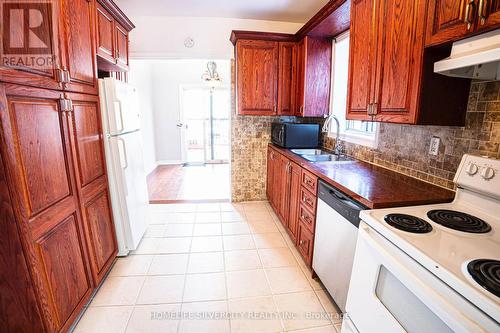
[201,61,222,87]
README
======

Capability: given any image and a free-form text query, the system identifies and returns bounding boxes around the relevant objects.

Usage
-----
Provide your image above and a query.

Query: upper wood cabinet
[296,36,332,117]
[95,0,134,71]
[232,32,332,117]
[0,0,97,94]
[347,0,472,125]
[426,0,500,46]
[278,42,298,116]
[236,40,279,115]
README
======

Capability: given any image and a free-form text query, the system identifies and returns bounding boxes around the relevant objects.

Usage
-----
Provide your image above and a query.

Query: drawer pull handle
[299,240,306,245]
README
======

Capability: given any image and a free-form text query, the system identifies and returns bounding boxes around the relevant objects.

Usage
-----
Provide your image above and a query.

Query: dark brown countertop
[270,143,455,209]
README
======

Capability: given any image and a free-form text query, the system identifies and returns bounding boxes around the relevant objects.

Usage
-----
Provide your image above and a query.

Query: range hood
[434,29,500,80]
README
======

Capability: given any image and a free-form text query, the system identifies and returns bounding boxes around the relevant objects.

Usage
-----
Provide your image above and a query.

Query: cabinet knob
[299,240,306,245]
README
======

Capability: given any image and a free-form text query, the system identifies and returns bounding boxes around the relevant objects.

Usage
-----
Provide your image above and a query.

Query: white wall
[127,60,157,174]
[129,16,303,59]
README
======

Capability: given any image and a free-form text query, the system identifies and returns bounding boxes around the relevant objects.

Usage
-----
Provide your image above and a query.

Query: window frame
[327,31,379,149]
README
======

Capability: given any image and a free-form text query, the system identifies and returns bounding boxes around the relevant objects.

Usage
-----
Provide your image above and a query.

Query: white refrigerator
[99,78,149,256]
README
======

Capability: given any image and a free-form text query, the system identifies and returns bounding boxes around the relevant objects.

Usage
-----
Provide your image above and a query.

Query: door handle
[478,0,488,25]
[465,0,477,30]
[117,137,129,170]
[176,123,184,128]
[114,100,125,133]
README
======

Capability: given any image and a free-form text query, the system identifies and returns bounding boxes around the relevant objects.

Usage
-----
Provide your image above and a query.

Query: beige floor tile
[156,237,192,254]
[259,248,298,268]
[136,275,185,304]
[221,211,245,222]
[226,269,271,299]
[249,221,280,234]
[149,204,176,213]
[245,213,275,224]
[188,252,224,273]
[220,202,238,212]
[74,306,133,333]
[196,203,221,212]
[144,225,166,238]
[148,254,189,275]
[193,223,222,236]
[293,325,337,333]
[228,296,282,333]
[183,272,227,302]
[109,255,153,277]
[191,236,223,252]
[315,290,342,324]
[253,233,287,249]
[132,238,160,255]
[224,249,262,271]
[125,303,181,333]
[222,222,251,235]
[274,291,331,331]
[91,276,145,306]
[170,203,198,213]
[195,212,221,223]
[223,234,255,250]
[164,224,194,237]
[166,212,197,223]
[178,300,230,333]
[299,264,325,291]
[266,267,311,294]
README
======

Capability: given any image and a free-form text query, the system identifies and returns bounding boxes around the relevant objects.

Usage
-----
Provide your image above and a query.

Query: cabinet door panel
[236,40,278,115]
[374,0,426,123]
[115,23,129,69]
[426,0,469,46]
[36,215,91,326]
[278,42,297,115]
[0,2,63,90]
[476,0,500,32]
[346,0,375,120]
[84,190,116,274]
[11,98,71,214]
[0,85,93,332]
[96,2,115,62]
[60,0,98,94]
[72,102,105,187]
[267,148,274,202]
[287,162,301,243]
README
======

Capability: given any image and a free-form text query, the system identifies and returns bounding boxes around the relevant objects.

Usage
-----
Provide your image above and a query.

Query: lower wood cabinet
[0,84,117,332]
[267,146,318,266]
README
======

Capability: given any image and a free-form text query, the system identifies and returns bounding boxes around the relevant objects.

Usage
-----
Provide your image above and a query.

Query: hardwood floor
[147,164,230,204]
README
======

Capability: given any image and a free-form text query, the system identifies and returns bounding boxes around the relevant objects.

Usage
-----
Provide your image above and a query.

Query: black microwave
[271,123,320,148]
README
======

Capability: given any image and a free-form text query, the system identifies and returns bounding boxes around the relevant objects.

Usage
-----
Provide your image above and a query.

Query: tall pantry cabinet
[0,1,134,332]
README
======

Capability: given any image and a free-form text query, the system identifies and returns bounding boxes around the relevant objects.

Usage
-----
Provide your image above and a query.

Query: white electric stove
[343,154,500,333]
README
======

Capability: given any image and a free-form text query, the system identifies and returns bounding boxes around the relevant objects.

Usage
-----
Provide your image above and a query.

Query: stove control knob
[465,163,479,176]
[481,167,495,180]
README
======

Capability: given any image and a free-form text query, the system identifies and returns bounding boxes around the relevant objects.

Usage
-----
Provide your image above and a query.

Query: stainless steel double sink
[290,149,354,163]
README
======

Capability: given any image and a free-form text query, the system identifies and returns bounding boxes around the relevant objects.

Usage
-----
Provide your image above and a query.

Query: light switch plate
[429,136,440,156]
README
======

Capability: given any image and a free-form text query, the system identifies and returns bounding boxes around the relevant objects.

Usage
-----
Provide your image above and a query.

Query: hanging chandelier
[201,61,222,86]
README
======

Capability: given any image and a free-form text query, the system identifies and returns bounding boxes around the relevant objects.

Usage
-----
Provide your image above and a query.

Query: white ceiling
[115,0,330,23]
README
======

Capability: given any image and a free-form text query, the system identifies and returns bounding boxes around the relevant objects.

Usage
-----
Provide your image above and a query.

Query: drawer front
[299,204,315,231]
[301,169,318,193]
[297,222,314,266]
[300,187,317,212]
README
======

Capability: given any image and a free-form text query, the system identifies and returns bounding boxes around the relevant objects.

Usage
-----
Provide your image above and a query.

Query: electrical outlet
[429,136,440,156]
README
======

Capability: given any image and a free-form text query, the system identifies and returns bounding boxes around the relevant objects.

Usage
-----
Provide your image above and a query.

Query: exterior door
[236,40,278,115]
[278,42,297,115]
[59,0,98,94]
[0,84,93,333]
[425,0,471,46]
[346,0,377,121]
[67,94,117,284]
[0,1,64,91]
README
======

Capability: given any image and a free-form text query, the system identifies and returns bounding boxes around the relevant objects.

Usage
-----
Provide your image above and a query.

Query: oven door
[345,222,498,333]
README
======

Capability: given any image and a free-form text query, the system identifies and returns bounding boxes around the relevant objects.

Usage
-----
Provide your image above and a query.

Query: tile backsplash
[322,81,500,190]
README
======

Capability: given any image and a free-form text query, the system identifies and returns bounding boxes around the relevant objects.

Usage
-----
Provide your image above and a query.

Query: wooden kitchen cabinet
[426,0,500,46]
[278,42,298,115]
[236,39,279,115]
[286,162,302,242]
[0,85,95,333]
[347,0,471,125]
[0,0,98,94]
[95,0,134,71]
[295,36,332,117]
[297,222,315,266]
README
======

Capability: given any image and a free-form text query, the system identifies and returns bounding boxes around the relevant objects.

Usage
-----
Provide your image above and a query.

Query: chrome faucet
[322,114,343,156]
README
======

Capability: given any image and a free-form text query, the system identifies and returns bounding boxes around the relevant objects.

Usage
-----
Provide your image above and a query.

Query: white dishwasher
[313,180,367,312]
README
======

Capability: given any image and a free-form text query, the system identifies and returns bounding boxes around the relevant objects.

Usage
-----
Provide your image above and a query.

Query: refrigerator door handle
[114,100,125,133]
[117,137,129,170]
